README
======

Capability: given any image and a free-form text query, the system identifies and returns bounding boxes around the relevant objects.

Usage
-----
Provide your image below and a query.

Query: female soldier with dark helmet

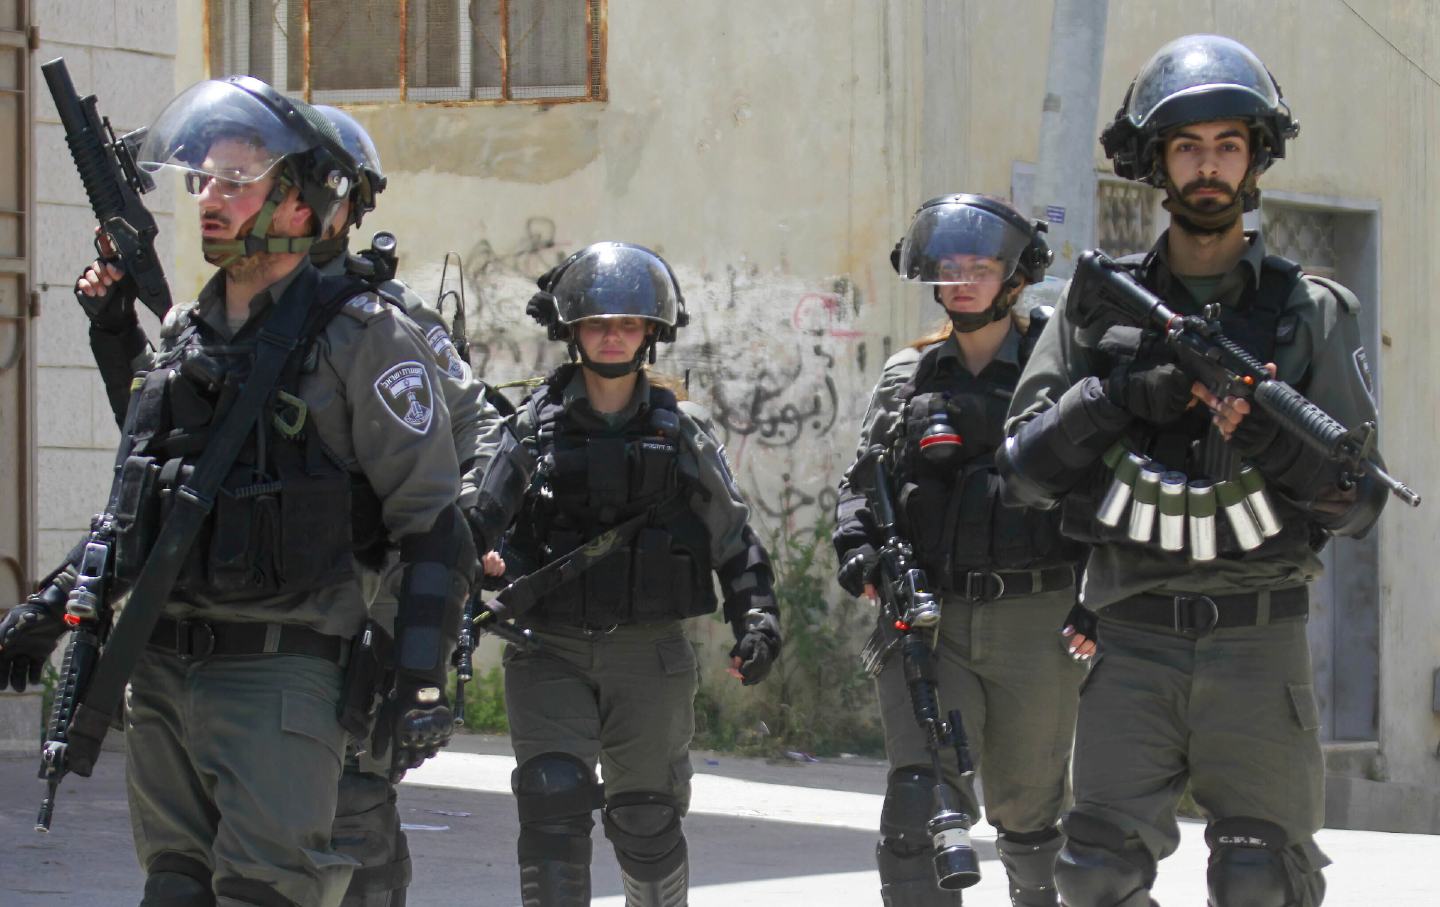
[833,196,1089,907]
[472,242,783,907]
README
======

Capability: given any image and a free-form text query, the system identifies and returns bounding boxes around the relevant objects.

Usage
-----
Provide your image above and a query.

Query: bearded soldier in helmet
[999,35,1389,907]
[469,242,782,907]
[834,195,1089,906]
[0,78,471,905]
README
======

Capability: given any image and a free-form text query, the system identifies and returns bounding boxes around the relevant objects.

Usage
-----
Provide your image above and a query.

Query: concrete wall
[32,0,177,573]
[127,0,1440,816]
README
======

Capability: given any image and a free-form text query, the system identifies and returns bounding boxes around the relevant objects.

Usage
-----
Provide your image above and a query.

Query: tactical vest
[1060,252,1323,555]
[891,316,1082,588]
[110,271,385,603]
[505,367,716,627]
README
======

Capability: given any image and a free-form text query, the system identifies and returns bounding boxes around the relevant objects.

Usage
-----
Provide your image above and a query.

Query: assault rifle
[858,450,980,891]
[1071,250,1420,508]
[42,57,171,321]
[35,524,116,832]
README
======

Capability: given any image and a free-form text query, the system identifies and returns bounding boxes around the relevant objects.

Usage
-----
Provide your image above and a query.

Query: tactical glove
[373,670,454,783]
[836,544,879,598]
[1059,601,1098,641]
[1104,362,1194,425]
[0,580,72,693]
[729,608,782,686]
[1226,402,1283,460]
[75,263,139,334]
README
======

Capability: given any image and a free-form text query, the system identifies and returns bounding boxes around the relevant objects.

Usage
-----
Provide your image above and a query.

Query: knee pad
[142,854,214,907]
[1054,813,1155,907]
[997,827,1064,899]
[603,790,686,880]
[512,753,605,865]
[880,765,936,855]
[1206,818,1301,907]
[334,769,412,902]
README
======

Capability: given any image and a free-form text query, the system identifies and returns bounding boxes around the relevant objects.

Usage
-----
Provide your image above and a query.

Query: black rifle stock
[42,57,171,322]
[1072,249,1420,508]
[858,450,980,890]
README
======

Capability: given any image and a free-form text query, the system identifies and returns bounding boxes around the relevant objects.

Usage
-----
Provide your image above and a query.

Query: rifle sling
[491,496,688,622]
[65,267,330,775]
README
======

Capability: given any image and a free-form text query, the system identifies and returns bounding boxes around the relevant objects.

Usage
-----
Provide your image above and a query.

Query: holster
[339,619,395,744]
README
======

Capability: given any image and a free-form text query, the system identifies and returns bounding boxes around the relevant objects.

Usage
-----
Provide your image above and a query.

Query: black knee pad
[334,768,412,902]
[142,853,214,907]
[1054,812,1155,907]
[880,765,936,854]
[603,790,686,880]
[1206,818,1298,907]
[512,753,605,865]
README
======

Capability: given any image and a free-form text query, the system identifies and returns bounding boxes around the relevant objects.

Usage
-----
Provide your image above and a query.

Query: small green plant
[450,665,510,734]
[695,514,884,758]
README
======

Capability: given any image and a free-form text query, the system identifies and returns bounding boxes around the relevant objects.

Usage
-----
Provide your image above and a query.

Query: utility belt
[147,616,350,664]
[946,564,1076,602]
[1099,586,1308,636]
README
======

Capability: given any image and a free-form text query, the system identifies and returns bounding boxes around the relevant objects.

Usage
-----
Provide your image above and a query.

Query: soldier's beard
[1163,174,1253,236]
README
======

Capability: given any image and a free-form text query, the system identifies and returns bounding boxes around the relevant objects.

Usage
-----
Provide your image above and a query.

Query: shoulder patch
[1353,346,1375,400]
[374,360,435,434]
[424,324,468,380]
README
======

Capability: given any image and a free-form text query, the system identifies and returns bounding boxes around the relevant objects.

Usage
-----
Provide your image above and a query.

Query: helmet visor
[552,243,679,327]
[138,79,314,183]
[898,204,1031,285]
[1126,34,1281,130]
[315,104,383,176]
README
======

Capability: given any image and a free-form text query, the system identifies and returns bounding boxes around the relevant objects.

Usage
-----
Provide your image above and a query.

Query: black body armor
[505,367,715,627]
[892,317,1083,589]
[110,272,385,603]
[1061,251,1319,555]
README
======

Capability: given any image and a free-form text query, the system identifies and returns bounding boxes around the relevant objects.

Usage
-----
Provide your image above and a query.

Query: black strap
[1101,586,1308,634]
[148,616,349,664]
[486,496,689,624]
[950,564,1076,602]
[65,266,341,774]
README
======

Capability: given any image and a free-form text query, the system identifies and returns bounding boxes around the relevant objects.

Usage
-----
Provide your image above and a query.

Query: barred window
[205,0,606,105]
[1095,179,1162,258]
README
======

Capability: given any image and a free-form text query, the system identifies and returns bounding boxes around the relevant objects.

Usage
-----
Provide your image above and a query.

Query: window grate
[1261,204,1339,278]
[205,0,606,105]
[1096,180,1161,258]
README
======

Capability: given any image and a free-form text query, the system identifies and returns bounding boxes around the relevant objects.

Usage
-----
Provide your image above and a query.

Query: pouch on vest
[631,526,704,621]
[112,455,161,588]
[339,620,393,743]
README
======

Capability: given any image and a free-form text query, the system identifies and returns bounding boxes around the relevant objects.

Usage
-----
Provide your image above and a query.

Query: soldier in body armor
[471,242,782,907]
[999,36,1390,907]
[833,196,1088,907]
[0,79,470,906]
[312,103,503,907]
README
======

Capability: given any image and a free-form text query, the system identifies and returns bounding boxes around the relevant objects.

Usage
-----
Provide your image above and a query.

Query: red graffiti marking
[792,293,864,339]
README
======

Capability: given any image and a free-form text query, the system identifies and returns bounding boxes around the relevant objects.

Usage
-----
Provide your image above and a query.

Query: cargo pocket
[655,635,697,677]
[282,689,345,767]
[1286,681,1320,732]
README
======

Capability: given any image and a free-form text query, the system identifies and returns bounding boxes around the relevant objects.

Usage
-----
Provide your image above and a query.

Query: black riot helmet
[891,194,1052,332]
[138,77,359,267]
[314,105,386,227]
[1101,34,1298,188]
[525,242,689,377]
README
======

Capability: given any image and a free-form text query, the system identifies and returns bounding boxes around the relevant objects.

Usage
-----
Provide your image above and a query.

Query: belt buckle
[175,619,216,661]
[1172,595,1219,636]
[964,571,1005,602]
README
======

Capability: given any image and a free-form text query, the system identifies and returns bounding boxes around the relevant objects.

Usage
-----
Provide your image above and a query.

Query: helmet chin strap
[934,286,1019,334]
[201,171,318,269]
[1158,166,1259,236]
[570,338,655,378]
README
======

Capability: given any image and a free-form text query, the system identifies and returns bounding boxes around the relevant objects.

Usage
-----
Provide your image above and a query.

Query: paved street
[1,733,1434,905]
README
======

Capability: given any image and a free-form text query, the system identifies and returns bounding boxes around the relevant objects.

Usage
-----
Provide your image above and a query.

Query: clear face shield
[897,204,1030,286]
[552,243,680,329]
[138,80,314,186]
